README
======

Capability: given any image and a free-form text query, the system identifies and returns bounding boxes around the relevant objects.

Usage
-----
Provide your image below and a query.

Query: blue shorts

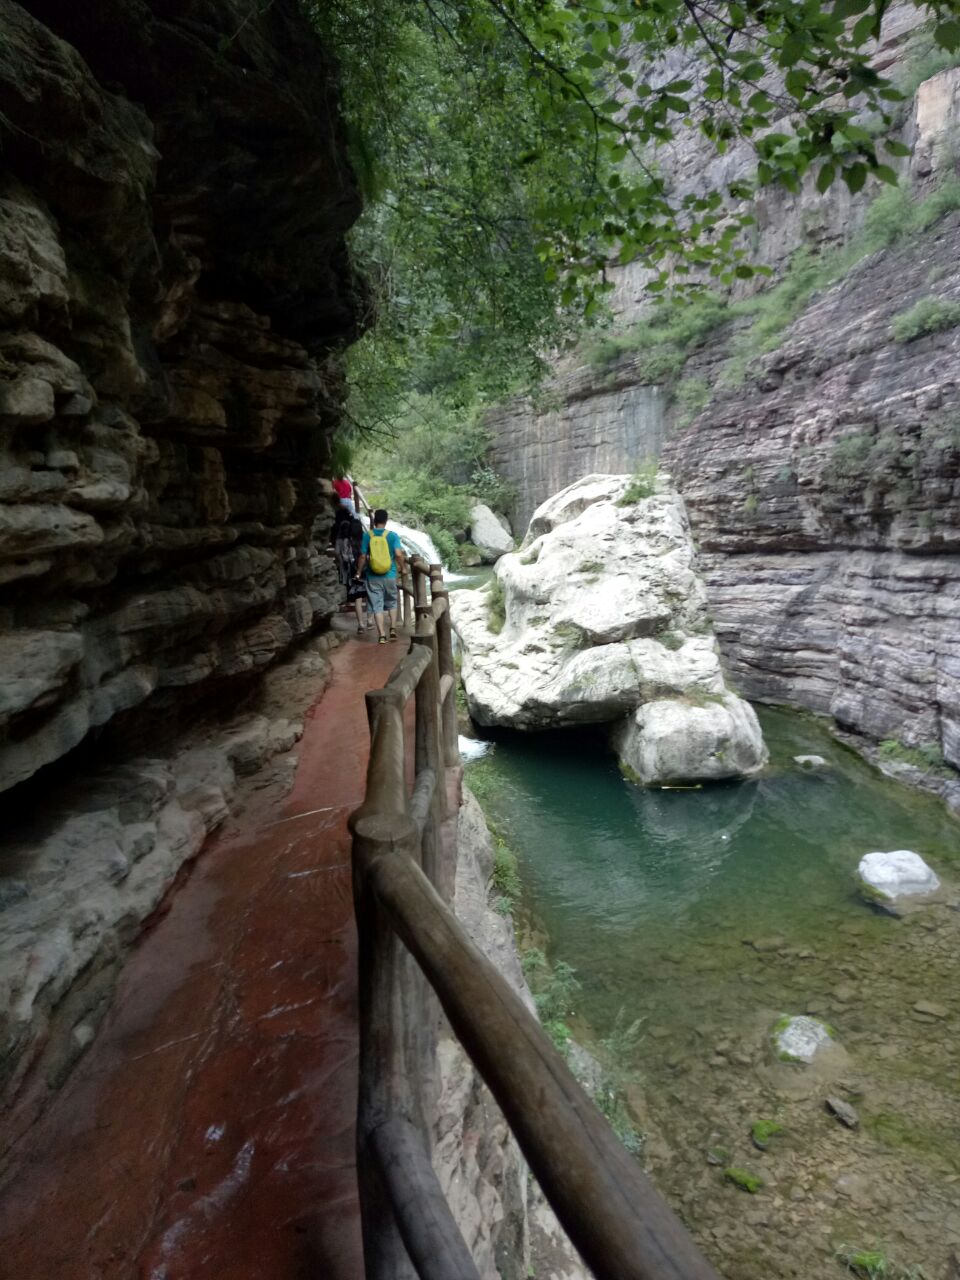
[366,576,398,614]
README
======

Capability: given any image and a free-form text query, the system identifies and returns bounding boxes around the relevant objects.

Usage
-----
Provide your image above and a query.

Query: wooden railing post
[430,583,460,769]
[367,849,723,1280]
[412,617,445,887]
[402,567,414,630]
[351,813,423,1280]
[353,687,408,826]
[413,562,430,619]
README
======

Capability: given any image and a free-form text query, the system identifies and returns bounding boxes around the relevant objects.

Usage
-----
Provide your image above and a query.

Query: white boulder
[452,474,766,783]
[452,474,725,729]
[773,1015,836,1064]
[857,850,940,905]
[469,502,514,562]
[616,694,768,785]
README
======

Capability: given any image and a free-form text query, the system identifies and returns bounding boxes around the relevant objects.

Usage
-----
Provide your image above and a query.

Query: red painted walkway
[0,633,402,1280]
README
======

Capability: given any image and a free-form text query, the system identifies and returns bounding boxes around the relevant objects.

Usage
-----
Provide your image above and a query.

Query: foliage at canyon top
[309,0,960,421]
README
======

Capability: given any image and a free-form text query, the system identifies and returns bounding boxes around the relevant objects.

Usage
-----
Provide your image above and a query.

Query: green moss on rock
[724,1167,763,1193]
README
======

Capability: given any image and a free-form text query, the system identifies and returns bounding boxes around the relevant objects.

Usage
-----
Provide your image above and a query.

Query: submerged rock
[794,754,828,769]
[773,1015,836,1064]
[826,1096,860,1128]
[616,694,767,786]
[452,474,766,783]
[857,850,940,910]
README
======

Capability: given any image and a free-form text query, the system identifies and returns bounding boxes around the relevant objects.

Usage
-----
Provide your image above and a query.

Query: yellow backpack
[368,528,393,575]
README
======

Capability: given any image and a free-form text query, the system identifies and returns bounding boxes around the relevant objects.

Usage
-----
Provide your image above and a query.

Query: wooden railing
[348,558,720,1280]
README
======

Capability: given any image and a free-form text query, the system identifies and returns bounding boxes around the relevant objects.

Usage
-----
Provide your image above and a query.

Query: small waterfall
[390,520,443,565]
[388,520,470,582]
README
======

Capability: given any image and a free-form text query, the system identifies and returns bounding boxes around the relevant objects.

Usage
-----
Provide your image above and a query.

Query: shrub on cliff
[891,296,960,342]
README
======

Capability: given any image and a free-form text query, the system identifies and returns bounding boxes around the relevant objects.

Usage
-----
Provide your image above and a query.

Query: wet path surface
[0,633,401,1280]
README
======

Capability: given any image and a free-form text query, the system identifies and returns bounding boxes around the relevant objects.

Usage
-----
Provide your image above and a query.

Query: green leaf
[843,162,867,194]
[816,162,835,193]
[935,20,960,52]
[851,13,876,45]
[874,164,898,185]
[781,33,805,66]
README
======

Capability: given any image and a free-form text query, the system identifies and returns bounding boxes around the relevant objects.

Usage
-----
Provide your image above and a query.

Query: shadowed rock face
[0,0,361,792]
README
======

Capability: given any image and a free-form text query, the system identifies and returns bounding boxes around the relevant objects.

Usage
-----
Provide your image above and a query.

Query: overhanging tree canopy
[307,0,960,422]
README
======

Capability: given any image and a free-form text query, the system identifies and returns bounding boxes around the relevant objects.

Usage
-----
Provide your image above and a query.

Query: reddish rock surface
[0,634,402,1280]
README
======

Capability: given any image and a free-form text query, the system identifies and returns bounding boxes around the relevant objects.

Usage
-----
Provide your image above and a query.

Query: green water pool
[465,706,960,1278]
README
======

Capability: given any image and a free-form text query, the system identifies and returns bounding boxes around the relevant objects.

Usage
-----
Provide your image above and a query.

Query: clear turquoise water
[465,706,960,1051]
[464,704,960,1276]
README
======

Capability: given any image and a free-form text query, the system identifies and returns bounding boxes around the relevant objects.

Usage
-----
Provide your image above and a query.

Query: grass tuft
[878,738,949,773]
[617,463,659,505]
[486,577,506,633]
[723,1167,763,1194]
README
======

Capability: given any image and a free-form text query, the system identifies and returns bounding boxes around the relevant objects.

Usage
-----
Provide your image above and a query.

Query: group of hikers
[332,478,406,644]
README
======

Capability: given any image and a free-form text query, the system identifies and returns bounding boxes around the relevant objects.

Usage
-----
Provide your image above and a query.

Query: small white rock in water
[857,850,940,903]
[773,1015,834,1064]
[794,754,827,769]
[459,735,492,762]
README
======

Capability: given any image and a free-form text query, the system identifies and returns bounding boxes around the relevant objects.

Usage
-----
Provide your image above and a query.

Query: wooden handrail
[354,813,719,1280]
[349,561,719,1280]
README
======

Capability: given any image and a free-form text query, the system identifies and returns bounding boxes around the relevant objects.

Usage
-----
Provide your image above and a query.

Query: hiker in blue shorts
[357,508,406,643]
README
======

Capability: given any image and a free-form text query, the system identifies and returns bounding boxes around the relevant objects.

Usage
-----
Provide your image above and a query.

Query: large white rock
[452,475,764,791]
[616,694,768,785]
[857,850,940,903]
[773,1015,836,1064]
[469,502,514,561]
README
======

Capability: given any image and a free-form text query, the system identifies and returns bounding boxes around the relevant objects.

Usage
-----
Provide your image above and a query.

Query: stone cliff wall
[487,6,933,533]
[667,206,960,770]
[489,376,666,535]
[0,0,360,795]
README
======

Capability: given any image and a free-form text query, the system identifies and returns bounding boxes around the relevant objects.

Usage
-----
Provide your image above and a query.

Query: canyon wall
[489,14,960,768]
[490,9,932,532]
[0,0,360,797]
[669,206,960,768]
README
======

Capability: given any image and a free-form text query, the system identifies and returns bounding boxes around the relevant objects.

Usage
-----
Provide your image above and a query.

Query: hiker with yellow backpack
[356,508,406,644]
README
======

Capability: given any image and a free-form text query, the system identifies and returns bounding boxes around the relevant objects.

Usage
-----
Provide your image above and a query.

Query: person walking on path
[333,475,356,515]
[344,515,371,634]
[357,508,405,643]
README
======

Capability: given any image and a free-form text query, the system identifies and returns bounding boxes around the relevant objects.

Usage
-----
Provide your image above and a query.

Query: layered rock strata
[667,212,960,771]
[0,0,359,794]
[486,6,933,533]
[452,475,766,783]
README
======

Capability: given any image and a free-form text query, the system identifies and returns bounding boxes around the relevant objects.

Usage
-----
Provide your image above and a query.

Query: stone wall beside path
[0,0,360,796]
